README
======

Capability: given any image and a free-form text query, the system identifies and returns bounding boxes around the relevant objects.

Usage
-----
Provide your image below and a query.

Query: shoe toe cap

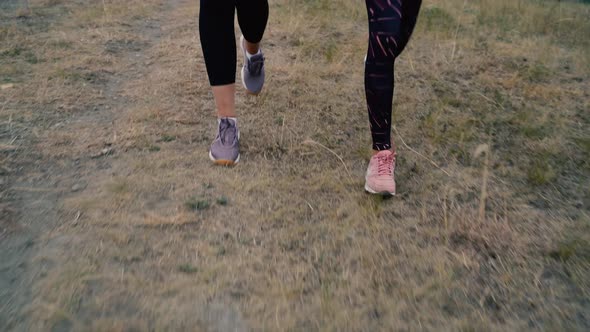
[210,143,239,162]
[243,69,265,93]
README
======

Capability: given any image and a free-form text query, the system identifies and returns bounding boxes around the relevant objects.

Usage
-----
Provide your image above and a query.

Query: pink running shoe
[364,150,396,196]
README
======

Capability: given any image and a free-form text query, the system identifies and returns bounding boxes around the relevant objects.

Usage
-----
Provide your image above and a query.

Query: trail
[0,1,182,330]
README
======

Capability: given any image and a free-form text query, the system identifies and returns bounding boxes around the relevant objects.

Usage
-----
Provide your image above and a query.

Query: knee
[367,22,401,63]
[367,37,397,64]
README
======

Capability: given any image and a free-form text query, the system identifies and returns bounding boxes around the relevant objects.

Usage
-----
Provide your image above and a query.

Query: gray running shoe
[240,35,265,95]
[209,118,240,166]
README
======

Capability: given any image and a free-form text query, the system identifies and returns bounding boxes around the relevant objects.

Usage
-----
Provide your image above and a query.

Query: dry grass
[1,0,589,330]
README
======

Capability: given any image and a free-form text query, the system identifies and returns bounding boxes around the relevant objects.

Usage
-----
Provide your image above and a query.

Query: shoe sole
[240,36,263,95]
[241,66,261,95]
[364,182,395,196]
[209,150,240,166]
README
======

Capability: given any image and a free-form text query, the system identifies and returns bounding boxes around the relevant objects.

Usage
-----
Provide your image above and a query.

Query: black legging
[199,0,269,86]
[365,0,422,151]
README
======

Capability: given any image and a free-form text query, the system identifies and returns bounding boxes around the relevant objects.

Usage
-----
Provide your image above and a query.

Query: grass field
[1,0,589,330]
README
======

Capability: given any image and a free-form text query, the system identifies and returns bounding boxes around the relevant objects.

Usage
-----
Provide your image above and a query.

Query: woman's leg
[199,0,240,165]
[364,0,422,195]
[236,0,269,54]
[199,0,237,117]
[236,0,269,95]
[199,0,269,165]
[399,1,422,56]
[364,0,422,152]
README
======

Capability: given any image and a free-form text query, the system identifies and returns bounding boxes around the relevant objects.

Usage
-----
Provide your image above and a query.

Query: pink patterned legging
[365,0,422,151]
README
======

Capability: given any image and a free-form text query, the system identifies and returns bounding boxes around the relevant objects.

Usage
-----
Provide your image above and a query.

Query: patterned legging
[365,0,422,151]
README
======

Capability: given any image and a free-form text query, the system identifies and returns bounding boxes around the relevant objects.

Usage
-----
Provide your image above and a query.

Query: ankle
[217,110,237,118]
[218,116,237,123]
[243,38,261,56]
[372,147,395,156]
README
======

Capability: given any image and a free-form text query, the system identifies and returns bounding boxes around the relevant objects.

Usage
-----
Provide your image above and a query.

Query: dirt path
[1,1,185,330]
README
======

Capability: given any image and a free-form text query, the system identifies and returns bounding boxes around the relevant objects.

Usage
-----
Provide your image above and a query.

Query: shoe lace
[247,54,264,76]
[218,119,236,145]
[376,153,394,176]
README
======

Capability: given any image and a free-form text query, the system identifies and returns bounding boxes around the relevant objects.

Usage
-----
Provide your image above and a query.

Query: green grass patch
[0,46,25,58]
[0,47,38,63]
[157,134,176,143]
[216,196,229,206]
[178,264,198,274]
[185,197,210,211]
[549,219,590,264]
[0,74,15,83]
[24,51,39,64]
[299,37,341,63]
[420,6,456,33]
[549,242,576,262]
[520,62,552,83]
[324,40,338,63]
[573,136,590,156]
[216,246,226,256]
[527,161,556,186]
[476,2,520,35]
[520,124,549,139]
[476,0,590,49]
[106,179,130,194]
[449,144,472,166]
[511,107,552,139]
[49,40,73,49]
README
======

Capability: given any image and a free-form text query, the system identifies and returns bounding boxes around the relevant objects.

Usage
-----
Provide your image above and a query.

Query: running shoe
[209,118,240,166]
[240,35,265,95]
[365,150,396,196]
